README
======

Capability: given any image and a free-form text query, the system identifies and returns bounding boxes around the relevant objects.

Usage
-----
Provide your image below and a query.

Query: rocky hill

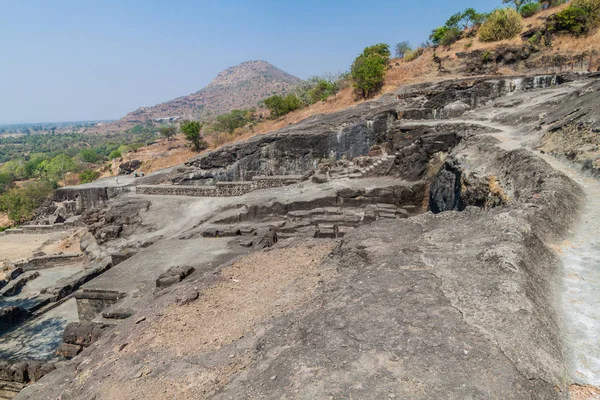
[122,60,301,123]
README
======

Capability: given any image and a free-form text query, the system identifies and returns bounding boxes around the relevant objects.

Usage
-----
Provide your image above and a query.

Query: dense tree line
[0,130,159,224]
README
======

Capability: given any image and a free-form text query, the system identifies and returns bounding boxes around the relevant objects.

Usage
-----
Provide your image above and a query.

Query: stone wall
[0,222,78,236]
[137,175,303,197]
[52,186,134,215]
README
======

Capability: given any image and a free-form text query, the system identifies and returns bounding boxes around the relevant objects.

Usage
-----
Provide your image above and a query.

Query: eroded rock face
[119,160,142,175]
[168,74,565,187]
[429,158,507,213]
[0,360,55,384]
[62,322,108,347]
[82,198,151,244]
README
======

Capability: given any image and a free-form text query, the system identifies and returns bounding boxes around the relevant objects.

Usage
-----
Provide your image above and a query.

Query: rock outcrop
[13,73,600,399]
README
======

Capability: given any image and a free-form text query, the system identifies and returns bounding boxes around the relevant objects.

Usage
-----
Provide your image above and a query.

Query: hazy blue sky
[0,0,501,124]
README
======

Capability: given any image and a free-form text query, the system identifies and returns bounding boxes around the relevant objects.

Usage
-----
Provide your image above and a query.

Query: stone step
[378,212,398,220]
[277,232,297,240]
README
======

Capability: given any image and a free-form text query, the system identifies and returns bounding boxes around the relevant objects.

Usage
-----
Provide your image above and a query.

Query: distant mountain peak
[205,60,300,90]
[119,61,301,125]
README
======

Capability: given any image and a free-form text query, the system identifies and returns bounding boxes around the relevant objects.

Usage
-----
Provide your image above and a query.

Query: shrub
[263,94,303,118]
[0,180,54,223]
[404,48,424,62]
[528,30,543,44]
[553,0,600,35]
[520,2,542,17]
[307,78,338,103]
[430,26,462,46]
[481,50,493,63]
[479,8,523,42]
[79,169,100,184]
[213,109,253,134]
[108,150,122,160]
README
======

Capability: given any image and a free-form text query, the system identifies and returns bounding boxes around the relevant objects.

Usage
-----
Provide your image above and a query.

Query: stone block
[63,322,108,347]
[56,343,82,359]
[156,266,195,289]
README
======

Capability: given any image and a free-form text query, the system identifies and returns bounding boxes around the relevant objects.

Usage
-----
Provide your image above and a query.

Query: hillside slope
[97,60,301,134]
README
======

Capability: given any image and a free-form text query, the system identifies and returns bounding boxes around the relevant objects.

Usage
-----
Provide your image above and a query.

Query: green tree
[0,172,13,195]
[159,125,177,141]
[180,121,207,151]
[351,51,388,98]
[37,154,77,186]
[520,2,541,17]
[213,110,252,134]
[503,0,527,9]
[362,43,391,58]
[430,8,487,46]
[0,180,54,222]
[462,8,488,27]
[263,94,303,118]
[80,148,102,164]
[108,149,122,160]
[394,41,412,58]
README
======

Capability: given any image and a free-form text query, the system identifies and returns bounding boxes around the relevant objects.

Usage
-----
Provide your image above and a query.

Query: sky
[0,0,501,124]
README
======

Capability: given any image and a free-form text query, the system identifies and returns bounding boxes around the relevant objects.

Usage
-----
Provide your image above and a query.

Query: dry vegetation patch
[129,243,337,357]
[86,243,337,399]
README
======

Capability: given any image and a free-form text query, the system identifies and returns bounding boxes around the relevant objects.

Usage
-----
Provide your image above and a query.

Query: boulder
[119,160,142,175]
[0,360,55,384]
[63,322,108,347]
[256,228,278,248]
[156,266,195,289]
[312,174,329,184]
[56,343,82,359]
[442,101,471,118]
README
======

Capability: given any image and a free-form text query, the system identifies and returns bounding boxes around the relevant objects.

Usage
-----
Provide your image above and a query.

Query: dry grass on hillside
[94,4,600,178]
[436,3,600,70]
[107,52,441,175]
[101,135,197,177]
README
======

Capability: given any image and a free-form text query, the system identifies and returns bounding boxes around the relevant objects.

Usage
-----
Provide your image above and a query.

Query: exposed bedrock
[210,138,583,399]
[170,74,567,186]
[16,134,584,399]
